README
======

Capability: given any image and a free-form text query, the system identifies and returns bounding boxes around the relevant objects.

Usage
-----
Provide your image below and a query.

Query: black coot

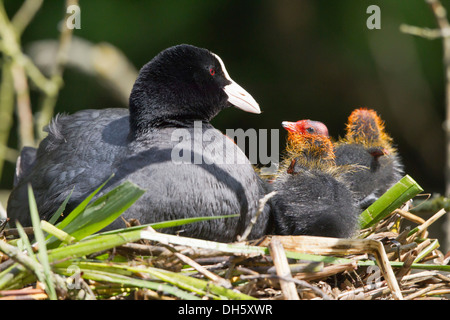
[13,146,37,187]
[7,44,271,242]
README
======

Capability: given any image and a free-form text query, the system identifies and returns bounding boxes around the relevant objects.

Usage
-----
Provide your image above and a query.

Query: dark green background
[1,0,446,198]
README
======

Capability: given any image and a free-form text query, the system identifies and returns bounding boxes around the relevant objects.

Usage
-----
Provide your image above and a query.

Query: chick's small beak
[281,121,297,133]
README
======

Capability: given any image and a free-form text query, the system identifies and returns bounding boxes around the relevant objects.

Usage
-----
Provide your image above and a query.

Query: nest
[1,208,449,301]
[0,180,449,301]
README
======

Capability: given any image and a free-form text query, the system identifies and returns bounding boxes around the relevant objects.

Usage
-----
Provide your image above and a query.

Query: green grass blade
[47,229,143,263]
[55,174,115,231]
[41,220,76,245]
[141,230,267,255]
[149,214,239,229]
[15,221,36,261]
[0,223,38,291]
[45,181,145,249]
[58,181,145,240]
[54,265,201,300]
[92,214,239,237]
[143,267,256,300]
[357,259,450,272]
[413,239,440,263]
[54,260,253,300]
[0,262,33,290]
[27,184,57,300]
[55,260,212,299]
[48,188,73,225]
[358,175,424,229]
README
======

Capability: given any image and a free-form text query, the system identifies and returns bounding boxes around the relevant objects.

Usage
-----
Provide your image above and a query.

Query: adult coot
[7,44,271,242]
[13,146,37,187]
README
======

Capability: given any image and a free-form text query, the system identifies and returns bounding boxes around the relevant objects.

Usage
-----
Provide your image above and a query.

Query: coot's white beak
[213,53,261,114]
[224,80,261,114]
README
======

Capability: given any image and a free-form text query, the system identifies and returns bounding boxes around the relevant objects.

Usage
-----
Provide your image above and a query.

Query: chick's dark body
[272,169,358,238]
[270,131,359,239]
[335,143,402,205]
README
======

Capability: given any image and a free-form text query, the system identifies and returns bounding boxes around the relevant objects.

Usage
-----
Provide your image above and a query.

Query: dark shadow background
[1,1,447,242]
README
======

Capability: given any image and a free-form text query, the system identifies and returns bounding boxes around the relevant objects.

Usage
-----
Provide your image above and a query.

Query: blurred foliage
[0,0,446,197]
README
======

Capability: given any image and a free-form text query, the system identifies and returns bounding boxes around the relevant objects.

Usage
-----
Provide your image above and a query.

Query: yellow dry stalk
[258,235,404,300]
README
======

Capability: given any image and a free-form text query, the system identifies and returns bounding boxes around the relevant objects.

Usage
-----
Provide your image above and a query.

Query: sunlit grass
[0,174,448,300]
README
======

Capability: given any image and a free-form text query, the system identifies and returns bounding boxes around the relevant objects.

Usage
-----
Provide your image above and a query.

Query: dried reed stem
[268,238,299,300]
[259,235,404,300]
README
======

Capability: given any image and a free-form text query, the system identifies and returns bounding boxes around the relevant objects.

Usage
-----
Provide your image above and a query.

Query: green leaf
[46,180,145,248]
[60,181,145,240]
[27,184,57,300]
[47,188,73,225]
[94,214,239,237]
[358,175,424,229]
[47,230,143,262]
[15,221,35,263]
[54,263,201,300]
[143,267,256,300]
[54,174,115,231]
[41,220,76,245]
[413,239,440,263]
[54,260,254,300]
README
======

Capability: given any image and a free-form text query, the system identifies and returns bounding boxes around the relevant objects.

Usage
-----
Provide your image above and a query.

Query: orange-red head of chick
[282,120,329,137]
[280,120,335,173]
[343,108,393,154]
[335,108,404,209]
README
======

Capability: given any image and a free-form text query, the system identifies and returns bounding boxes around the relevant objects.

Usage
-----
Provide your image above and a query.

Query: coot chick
[277,119,330,174]
[7,44,271,242]
[271,129,359,238]
[334,108,403,209]
[257,120,329,182]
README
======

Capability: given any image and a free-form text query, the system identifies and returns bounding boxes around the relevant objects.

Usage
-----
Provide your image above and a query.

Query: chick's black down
[272,169,358,238]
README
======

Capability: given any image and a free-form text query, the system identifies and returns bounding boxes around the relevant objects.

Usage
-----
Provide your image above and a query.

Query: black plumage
[13,146,37,187]
[334,108,404,209]
[271,128,359,238]
[7,44,271,242]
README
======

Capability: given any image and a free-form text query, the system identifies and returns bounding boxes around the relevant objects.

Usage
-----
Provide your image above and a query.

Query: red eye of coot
[209,68,216,76]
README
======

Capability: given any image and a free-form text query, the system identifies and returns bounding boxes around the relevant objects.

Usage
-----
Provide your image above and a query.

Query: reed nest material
[0,178,449,300]
[0,207,449,300]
